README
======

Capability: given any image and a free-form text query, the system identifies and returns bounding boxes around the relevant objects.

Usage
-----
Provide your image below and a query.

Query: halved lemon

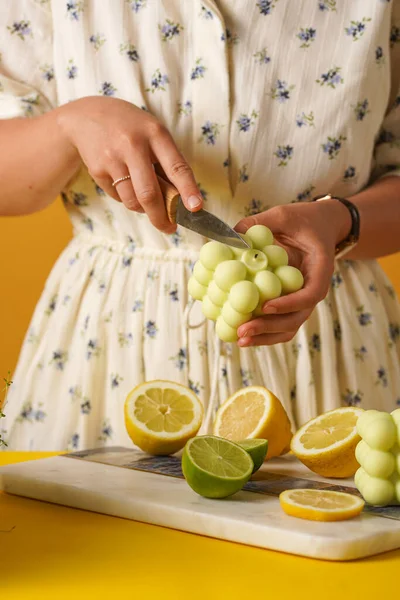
[213,386,292,460]
[124,380,203,455]
[291,407,364,478]
[279,489,365,522]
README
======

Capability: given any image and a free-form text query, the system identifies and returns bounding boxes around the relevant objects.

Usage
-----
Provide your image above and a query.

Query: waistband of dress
[71,232,200,262]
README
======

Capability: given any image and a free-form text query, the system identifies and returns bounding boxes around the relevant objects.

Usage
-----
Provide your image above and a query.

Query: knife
[157,176,250,249]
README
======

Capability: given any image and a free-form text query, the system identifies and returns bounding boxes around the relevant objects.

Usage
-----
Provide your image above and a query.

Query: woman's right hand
[57,96,203,233]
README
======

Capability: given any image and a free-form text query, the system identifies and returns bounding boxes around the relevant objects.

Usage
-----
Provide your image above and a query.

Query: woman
[1,0,400,451]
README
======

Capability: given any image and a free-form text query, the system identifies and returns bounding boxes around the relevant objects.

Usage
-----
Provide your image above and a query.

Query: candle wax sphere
[362,417,397,451]
[354,467,366,490]
[193,261,214,286]
[253,270,282,302]
[355,439,369,466]
[245,224,274,249]
[214,260,247,292]
[221,302,252,328]
[240,249,268,275]
[188,230,305,344]
[187,276,207,301]
[199,241,233,270]
[231,233,253,258]
[262,245,289,269]
[275,266,304,294]
[362,447,396,479]
[361,475,395,506]
[391,408,400,424]
[355,410,400,506]
[356,410,383,438]
[229,280,260,314]
[201,296,221,321]
[216,316,239,342]
[207,280,229,307]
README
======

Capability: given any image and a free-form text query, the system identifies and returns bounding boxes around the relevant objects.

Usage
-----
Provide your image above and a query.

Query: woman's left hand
[234,199,352,347]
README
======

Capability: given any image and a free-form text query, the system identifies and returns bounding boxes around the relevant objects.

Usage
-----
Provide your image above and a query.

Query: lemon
[237,439,268,473]
[182,435,254,498]
[124,380,203,455]
[291,407,364,478]
[213,386,292,460]
[279,489,365,522]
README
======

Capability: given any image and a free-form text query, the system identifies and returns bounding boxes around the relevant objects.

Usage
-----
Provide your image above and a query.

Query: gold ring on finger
[111,175,131,187]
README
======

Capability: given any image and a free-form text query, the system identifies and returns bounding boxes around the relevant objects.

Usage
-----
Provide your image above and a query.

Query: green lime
[182,435,254,499]
[237,439,268,473]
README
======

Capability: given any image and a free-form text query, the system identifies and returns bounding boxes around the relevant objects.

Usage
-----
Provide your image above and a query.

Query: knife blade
[157,176,250,249]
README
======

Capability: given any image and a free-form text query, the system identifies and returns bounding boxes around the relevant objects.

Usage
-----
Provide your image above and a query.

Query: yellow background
[2,451,400,600]
[0,200,399,379]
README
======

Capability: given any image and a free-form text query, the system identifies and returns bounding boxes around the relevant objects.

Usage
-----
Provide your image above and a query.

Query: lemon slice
[213,386,292,460]
[279,489,365,522]
[124,380,203,455]
[291,407,364,478]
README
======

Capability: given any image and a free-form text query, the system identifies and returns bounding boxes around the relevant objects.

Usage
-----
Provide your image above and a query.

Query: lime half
[237,439,268,473]
[182,435,254,498]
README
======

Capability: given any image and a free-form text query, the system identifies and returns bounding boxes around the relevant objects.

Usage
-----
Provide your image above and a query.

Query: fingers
[234,215,260,234]
[238,331,295,347]
[237,310,311,347]
[237,310,310,339]
[126,148,175,233]
[151,125,203,212]
[89,162,124,204]
[235,206,287,235]
[89,117,202,233]
[105,171,144,211]
[113,178,144,212]
[104,151,175,233]
[262,248,333,315]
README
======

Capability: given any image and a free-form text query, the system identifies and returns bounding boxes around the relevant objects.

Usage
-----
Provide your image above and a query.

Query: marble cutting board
[1,446,400,561]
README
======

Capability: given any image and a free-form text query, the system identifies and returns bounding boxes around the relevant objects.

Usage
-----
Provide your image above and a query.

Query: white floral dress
[1,0,400,451]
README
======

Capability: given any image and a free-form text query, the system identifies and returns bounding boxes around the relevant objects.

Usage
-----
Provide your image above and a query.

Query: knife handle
[156,175,180,224]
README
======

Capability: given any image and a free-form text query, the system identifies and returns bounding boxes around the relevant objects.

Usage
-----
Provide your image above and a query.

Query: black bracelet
[313,194,360,258]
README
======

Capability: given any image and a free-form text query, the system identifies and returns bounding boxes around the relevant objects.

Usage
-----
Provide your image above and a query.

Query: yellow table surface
[1,453,399,599]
